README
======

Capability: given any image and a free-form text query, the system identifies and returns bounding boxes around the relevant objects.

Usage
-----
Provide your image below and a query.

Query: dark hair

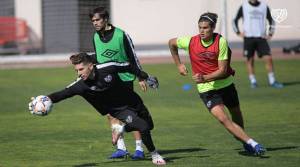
[89,6,109,20]
[70,52,93,65]
[198,12,218,28]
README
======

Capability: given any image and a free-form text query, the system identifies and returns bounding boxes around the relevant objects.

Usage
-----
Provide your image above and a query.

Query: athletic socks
[249,74,257,84]
[135,140,144,152]
[116,137,144,152]
[246,138,259,148]
[268,72,276,85]
[117,136,127,151]
[249,72,278,85]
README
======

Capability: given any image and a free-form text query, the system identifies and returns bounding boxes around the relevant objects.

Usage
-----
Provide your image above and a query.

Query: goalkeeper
[89,6,156,159]
[29,53,165,165]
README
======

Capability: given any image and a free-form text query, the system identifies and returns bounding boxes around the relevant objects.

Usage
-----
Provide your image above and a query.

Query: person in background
[233,0,283,88]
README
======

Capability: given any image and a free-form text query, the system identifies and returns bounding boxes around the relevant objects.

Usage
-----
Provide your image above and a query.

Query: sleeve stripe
[66,77,82,88]
[124,32,142,70]
[96,62,130,69]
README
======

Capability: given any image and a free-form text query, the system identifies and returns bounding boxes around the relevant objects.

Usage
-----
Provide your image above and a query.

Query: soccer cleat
[131,150,145,160]
[250,82,258,88]
[243,143,255,154]
[270,81,283,88]
[152,153,166,165]
[109,149,129,159]
[253,144,266,156]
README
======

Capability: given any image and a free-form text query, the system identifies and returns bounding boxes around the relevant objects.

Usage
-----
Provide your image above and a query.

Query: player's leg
[211,105,250,142]
[112,109,166,165]
[123,81,146,158]
[200,86,265,155]
[257,38,283,88]
[131,103,154,159]
[244,38,257,88]
[107,114,129,159]
[131,131,145,160]
[210,105,265,155]
[222,84,244,129]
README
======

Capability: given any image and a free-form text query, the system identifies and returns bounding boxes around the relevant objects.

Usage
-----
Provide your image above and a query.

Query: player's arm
[89,40,98,64]
[232,6,243,37]
[169,37,189,76]
[266,6,275,37]
[123,32,155,90]
[96,62,148,80]
[47,78,83,103]
[123,32,144,77]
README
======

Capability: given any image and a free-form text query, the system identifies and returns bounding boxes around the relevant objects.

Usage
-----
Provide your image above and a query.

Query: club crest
[271,8,287,23]
[104,74,112,83]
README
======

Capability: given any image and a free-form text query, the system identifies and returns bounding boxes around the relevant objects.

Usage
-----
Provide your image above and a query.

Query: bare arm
[232,6,243,37]
[168,38,188,76]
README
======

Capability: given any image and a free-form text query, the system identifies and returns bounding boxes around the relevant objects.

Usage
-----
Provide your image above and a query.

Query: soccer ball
[28,95,53,116]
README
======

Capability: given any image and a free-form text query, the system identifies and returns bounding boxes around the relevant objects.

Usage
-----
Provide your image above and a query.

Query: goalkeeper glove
[146,76,159,89]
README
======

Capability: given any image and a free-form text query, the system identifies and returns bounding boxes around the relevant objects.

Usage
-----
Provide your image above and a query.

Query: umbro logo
[101,49,118,58]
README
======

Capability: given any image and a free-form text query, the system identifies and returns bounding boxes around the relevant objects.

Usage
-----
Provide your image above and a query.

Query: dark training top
[48,62,148,115]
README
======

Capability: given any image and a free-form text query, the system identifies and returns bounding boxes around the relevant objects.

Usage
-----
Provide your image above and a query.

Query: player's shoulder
[218,35,228,47]
[66,77,83,89]
[177,36,192,48]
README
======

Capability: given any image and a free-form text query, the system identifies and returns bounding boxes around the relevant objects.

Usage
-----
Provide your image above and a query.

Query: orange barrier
[0,17,28,45]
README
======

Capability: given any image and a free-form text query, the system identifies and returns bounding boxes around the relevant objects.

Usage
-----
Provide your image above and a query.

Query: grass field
[0,59,300,167]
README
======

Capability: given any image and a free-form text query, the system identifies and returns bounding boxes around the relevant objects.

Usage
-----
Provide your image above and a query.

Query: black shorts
[110,104,154,133]
[244,37,271,59]
[199,84,240,111]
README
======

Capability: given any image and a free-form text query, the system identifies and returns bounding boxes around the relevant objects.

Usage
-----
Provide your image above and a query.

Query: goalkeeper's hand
[146,75,159,89]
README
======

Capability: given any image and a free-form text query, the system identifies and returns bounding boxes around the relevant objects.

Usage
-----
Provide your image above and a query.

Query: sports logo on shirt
[125,115,133,123]
[104,74,112,83]
[207,100,212,108]
[90,86,97,90]
[198,51,216,59]
[101,49,118,58]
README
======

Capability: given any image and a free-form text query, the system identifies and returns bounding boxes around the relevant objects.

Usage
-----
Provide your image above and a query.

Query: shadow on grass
[159,147,209,163]
[282,81,300,86]
[237,146,298,158]
[266,146,298,151]
[164,155,210,163]
[159,147,207,155]
[73,163,100,167]
[99,147,209,165]
[238,151,271,158]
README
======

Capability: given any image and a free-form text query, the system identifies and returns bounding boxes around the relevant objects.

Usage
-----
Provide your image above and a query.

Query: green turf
[0,59,300,167]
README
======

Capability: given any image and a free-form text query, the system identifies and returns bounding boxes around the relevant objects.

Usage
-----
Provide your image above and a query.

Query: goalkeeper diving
[28,53,165,165]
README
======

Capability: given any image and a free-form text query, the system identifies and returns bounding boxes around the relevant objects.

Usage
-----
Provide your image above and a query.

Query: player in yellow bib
[169,12,265,156]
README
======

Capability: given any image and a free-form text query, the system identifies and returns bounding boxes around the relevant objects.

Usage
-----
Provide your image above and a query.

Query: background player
[233,0,283,88]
